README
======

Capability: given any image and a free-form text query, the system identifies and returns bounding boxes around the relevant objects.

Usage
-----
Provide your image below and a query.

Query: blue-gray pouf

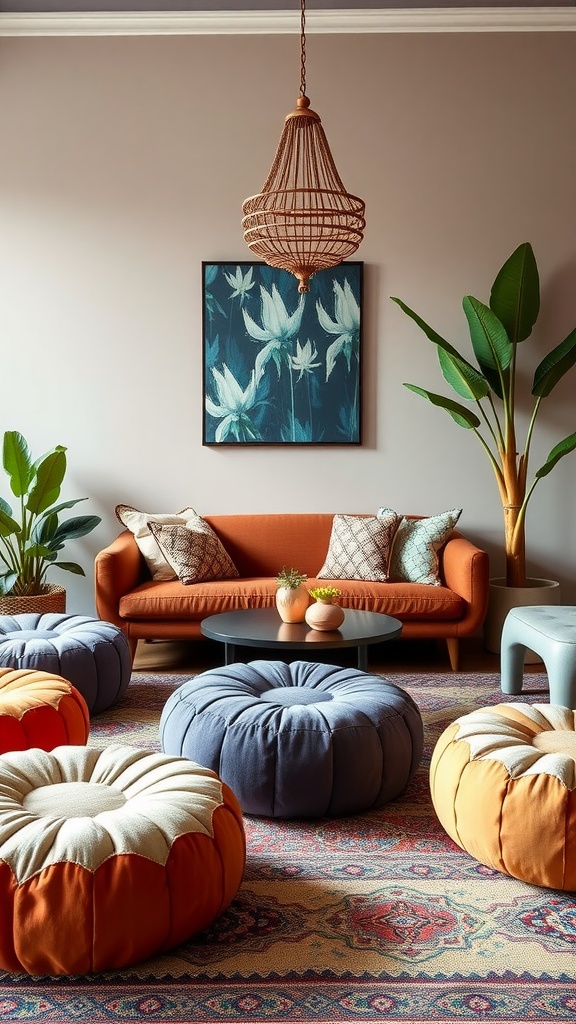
[160,660,424,818]
[0,613,131,715]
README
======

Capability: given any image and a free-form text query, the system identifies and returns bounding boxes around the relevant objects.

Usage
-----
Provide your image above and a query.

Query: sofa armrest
[94,531,147,628]
[441,533,490,635]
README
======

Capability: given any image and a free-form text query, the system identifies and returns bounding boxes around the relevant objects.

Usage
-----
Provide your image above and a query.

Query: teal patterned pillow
[378,508,462,586]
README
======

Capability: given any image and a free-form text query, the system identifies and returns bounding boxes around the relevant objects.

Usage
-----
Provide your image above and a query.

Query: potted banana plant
[392,242,576,652]
[0,430,101,613]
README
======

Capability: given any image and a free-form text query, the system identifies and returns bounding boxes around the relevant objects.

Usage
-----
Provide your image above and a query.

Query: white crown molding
[0,8,575,37]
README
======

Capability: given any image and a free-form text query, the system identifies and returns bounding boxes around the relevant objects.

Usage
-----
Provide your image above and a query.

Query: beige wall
[0,29,574,614]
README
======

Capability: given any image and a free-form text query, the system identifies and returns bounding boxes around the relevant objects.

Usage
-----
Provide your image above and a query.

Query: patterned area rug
[1,666,575,1023]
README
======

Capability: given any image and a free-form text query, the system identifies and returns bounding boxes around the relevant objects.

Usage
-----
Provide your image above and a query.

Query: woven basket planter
[0,584,66,617]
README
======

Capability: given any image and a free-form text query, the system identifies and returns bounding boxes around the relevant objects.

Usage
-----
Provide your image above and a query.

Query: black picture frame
[202,261,363,446]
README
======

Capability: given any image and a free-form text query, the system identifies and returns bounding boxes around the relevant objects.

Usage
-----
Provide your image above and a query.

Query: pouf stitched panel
[0,613,131,715]
[0,667,89,753]
[0,743,246,976]
[160,660,424,818]
[430,703,576,890]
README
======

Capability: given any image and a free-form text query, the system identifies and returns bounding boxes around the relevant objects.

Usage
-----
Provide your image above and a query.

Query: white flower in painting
[205,363,261,442]
[316,279,360,381]
[243,284,305,380]
[290,339,321,381]
[224,266,255,303]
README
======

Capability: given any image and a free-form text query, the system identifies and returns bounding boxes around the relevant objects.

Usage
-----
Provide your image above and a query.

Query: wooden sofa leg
[446,638,459,672]
[128,637,138,665]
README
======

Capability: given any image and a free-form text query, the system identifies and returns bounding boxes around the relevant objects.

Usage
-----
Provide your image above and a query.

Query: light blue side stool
[500,606,576,707]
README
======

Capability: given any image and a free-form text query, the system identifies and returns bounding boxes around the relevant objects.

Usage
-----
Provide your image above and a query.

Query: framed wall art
[202,261,363,445]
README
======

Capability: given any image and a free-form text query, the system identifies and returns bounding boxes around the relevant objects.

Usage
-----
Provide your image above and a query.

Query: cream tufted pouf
[431,703,576,890]
[0,744,246,976]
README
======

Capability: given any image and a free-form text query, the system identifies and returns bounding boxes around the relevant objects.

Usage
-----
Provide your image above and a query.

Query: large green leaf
[391,296,489,399]
[391,297,452,350]
[534,432,576,480]
[533,328,576,397]
[2,431,33,498]
[490,241,539,344]
[462,297,511,398]
[52,561,86,577]
[26,450,66,516]
[404,384,481,429]
[0,504,20,538]
[36,498,85,522]
[0,571,18,596]
[51,515,101,547]
[437,348,489,400]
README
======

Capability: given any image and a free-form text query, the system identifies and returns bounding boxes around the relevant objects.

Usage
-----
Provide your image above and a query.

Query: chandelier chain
[299,0,306,97]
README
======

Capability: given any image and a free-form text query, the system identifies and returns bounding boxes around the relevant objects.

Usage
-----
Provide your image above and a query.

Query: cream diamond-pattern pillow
[317,512,401,582]
[148,517,239,585]
[379,508,462,586]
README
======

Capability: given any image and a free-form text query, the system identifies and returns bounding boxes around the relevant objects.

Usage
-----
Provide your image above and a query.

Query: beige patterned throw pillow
[379,507,462,586]
[317,511,401,582]
[148,517,239,585]
[115,505,198,580]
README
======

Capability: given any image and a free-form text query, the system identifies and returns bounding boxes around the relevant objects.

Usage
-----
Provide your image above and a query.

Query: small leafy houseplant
[392,243,576,588]
[0,430,102,597]
[276,567,308,589]
[275,566,309,623]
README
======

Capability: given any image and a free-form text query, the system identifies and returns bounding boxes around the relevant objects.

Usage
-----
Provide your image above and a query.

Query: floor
[132,632,549,683]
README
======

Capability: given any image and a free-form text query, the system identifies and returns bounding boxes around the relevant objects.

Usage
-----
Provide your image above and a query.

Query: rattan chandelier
[241,0,366,293]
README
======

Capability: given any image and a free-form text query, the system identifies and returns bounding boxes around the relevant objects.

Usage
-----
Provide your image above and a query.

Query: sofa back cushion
[203,514,339,578]
[201,513,427,580]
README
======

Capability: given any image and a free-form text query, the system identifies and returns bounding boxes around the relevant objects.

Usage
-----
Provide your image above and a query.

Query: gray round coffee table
[201,607,402,671]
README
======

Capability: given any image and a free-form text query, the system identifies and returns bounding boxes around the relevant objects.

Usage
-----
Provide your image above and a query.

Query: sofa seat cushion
[118,578,464,623]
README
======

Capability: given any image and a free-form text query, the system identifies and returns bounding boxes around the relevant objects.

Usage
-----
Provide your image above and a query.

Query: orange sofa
[94,513,489,671]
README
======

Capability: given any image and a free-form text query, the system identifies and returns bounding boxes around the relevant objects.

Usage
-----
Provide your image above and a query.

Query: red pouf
[0,667,89,752]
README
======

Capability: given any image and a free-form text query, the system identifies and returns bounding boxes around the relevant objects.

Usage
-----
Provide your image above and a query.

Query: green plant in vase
[275,566,309,623]
[0,430,101,606]
[391,242,576,589]
[306,586,345,631]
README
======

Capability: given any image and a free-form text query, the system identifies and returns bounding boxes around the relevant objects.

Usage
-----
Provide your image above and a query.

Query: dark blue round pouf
[160,660,423,818]
[0,613,131,716]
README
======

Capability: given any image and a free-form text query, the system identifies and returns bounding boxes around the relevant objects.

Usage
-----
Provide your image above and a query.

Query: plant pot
[275,584,309,623]
[483,577,560,662]
[305,600,345,632]
[0,584,67,617]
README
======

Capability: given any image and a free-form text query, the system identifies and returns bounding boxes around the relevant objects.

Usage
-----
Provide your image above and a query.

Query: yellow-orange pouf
[0,744,246,975]
[0,667,89,752]
[430,703,576,890]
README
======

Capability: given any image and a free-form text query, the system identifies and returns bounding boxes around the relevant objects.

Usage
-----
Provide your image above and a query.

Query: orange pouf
[0,744,246,975]
[430,703,576,890]
[0,667,89,752]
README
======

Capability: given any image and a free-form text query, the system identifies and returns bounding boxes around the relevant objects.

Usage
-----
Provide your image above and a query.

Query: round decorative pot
[483,577,561,662]
[275,584,309,624]
[0,584,66,617]
[305,600,345,632]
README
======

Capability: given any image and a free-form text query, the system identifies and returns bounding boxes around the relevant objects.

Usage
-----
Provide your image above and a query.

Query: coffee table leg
[225,643,237,665]
[357,646,368,672]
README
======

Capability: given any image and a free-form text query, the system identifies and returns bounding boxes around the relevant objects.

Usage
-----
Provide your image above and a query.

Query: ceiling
[2,1,573,36]
[2,1,575,10]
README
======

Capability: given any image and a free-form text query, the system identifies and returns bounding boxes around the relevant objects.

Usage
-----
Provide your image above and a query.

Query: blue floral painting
[202,262,362,445]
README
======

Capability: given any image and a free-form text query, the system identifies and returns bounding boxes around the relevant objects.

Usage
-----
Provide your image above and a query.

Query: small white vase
[305,600,345,632]
[275,584,309,623]
[483,577,561,662]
